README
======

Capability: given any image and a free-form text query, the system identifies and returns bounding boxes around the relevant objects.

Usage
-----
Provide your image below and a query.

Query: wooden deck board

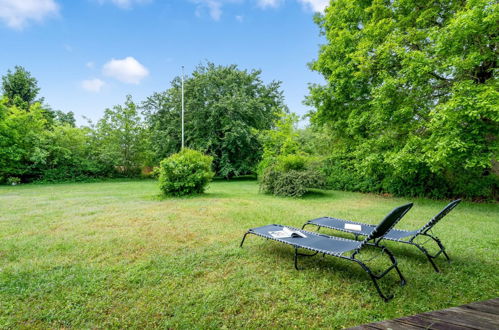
[350,298,499,330]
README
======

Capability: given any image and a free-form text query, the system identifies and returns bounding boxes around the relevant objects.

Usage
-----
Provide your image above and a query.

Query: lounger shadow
[302,200,461,272]
[240,203,413,301]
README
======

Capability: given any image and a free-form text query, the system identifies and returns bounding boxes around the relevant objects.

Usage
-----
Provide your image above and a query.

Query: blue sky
[0,0,326,125]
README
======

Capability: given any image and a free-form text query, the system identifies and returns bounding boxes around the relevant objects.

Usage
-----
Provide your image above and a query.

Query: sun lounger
[302,200,461,272]
[240,203,413,301]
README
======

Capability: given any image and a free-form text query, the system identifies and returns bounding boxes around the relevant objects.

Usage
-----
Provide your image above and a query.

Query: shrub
[158,148,214,196]
[259,154,326,197]
[322,154,499,200]
[6,176,21,185]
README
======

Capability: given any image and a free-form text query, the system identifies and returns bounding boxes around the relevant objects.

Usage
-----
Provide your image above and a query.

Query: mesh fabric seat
[250,224,364,255]
[303,200,461,272]
[240,203,413,301]
[309,217,419,240]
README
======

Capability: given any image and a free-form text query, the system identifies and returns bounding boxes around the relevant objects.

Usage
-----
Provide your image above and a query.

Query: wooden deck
[351,298,499,329]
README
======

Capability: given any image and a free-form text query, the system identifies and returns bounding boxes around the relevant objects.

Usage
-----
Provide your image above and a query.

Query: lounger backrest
[362,203,414,245]
[417,199,461,235]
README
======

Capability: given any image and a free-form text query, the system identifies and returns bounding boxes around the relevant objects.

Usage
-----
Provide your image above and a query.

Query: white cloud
[190,0,325,21]
[86,61,95,69]
[81,78,106,92]
[0,0,59,29]
[297,0,328,13]
[194,0,223,21]
[97,0,152,9]
[102,56,149,84]
[256,0,282,9]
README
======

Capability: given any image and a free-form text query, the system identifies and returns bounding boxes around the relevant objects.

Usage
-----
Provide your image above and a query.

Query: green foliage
[256,113,301,177]
[0,97,118,184]
[0,69,153,184]
[143,62,286,178]
[257,113,327,197]
[6,177,20,185]
[0,98,48,181]
[260,154,325,197]
[1,66,40,110]
[51,109,76,127]
[35,124,114,182]
[94,95,153,176]
[158,148,214,196]
[307,0,499,199]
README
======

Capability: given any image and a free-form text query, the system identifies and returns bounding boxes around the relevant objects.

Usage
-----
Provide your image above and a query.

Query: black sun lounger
[240,203,413,301]
[302,199,461,272]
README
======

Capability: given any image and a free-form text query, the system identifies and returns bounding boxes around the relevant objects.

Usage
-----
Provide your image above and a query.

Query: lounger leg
[383,247,406,286]
[353,260,393,302]
[240,232,250,248]
[425,252,440,273]
[369,274,392,302]
[351,246,405,301]
[410,243,441,272]
[410,233,450,271]
[294,248,300,270]
[294,249,319,270]
[429,234,451,262]
[442,249,451,262]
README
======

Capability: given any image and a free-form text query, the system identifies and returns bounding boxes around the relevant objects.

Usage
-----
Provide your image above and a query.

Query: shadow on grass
[302,189,331,200]
[148,191,232,201]
[213,175,257,182]
[241,241,406,298]
[240,237,497,304]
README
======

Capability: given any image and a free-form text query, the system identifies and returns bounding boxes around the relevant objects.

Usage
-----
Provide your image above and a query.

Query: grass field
[0,180,498,328]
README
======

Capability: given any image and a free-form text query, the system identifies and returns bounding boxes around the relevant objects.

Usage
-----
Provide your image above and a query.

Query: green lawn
[0,180,497,328]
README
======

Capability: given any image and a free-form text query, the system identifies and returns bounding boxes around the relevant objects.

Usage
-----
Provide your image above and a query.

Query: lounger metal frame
[240,203,413,301]
[302,200,461,272]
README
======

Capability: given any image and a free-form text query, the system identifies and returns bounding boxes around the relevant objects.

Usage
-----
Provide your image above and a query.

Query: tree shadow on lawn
[212,175,257,182]
[148,192,231,201]
[302,189,331,199]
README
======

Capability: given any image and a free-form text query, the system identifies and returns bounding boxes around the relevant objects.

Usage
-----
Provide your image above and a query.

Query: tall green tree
[0,98,48,181]
[143,62,287,178]
[307,0,498,198]
[1,66,41,110]
[95,95,151,175]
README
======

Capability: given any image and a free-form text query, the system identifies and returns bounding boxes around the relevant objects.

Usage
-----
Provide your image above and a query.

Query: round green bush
[259,154,326,197]
[158,148,215,196]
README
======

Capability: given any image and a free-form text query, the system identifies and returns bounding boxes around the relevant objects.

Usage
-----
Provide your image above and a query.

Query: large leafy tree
[143,62,286,178]
[307,0,498,198]
[1,66,74,126]
[1,66,41,110]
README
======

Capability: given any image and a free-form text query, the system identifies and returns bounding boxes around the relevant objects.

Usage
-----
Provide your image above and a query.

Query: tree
[0,97,48,182]
[143,62,287,178]
[307,0,498,199]
[1,66,41,109]
[95,95,151,175]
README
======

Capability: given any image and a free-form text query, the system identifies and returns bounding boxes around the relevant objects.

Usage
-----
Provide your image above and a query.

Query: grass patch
[0,180,498,328]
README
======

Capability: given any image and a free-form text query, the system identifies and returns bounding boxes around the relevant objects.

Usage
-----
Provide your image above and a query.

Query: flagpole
[181,66,185,149]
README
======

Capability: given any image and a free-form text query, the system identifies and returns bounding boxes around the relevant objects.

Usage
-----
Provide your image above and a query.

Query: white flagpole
[181,66,185,149]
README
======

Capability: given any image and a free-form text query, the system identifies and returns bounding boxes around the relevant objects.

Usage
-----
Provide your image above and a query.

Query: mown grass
[0,180,497,328]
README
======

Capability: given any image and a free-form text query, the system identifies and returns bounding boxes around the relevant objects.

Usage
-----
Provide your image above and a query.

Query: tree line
[1,0,497,200]
[0,63,286,183]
